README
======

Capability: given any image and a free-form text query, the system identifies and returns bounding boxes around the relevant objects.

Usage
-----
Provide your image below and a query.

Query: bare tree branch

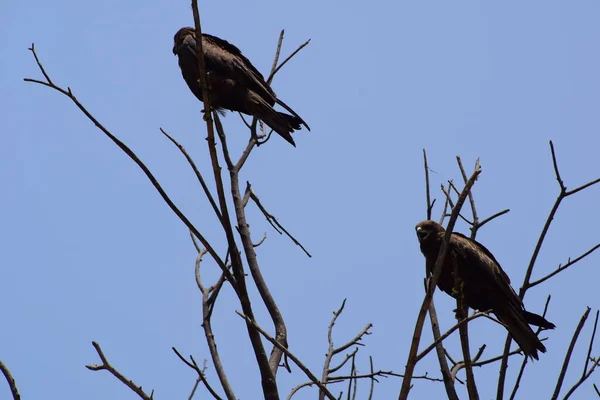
[268,39,311,82]
[452,266,479,400]
[0,360,20,400]
[172,348,224,400]
[213,116,290,377]
[160,128,223,223]
[427,301,460,400]
[328,348,358,375]
[476,209,510,232]
[321,299,348,399]
[248,183,311,257]
[24,45,232,287]
[528,244,600,289]
[318,300,372,400]
[498,141,600,399]
[193,246,236,400]
[190,5,280,397]
[368,357,376,400]
[86,341,154,400]
[456,156,479,238]
[562,310,600,400]
[417,311,487,362]
[551,308,592,400]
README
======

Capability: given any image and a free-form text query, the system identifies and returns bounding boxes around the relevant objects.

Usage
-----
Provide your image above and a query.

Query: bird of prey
[415,220,555,360]
[172,27,310,146]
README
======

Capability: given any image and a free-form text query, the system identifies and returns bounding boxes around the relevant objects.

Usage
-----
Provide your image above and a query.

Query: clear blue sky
[2,1,600,399]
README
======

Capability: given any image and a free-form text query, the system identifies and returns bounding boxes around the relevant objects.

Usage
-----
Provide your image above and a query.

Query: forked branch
[86,341,154,400]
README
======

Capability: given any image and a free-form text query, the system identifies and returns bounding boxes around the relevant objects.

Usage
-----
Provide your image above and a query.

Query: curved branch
[0,360,20,400]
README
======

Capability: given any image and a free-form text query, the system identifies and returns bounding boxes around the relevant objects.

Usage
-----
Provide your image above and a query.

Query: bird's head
[173,27,196,55]
[415,220,445,245]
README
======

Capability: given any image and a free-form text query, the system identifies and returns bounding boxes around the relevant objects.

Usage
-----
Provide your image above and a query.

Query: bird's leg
[452,278,466,321]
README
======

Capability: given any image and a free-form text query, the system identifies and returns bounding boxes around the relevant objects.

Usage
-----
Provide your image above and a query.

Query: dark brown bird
[172,27,310,146]
[415,220,555,360]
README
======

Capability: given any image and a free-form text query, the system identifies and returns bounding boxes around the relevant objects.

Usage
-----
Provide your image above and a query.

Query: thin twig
[268,39,311,82]
[508,358,528,400]
[86,341,154,400]
[160,128,223,223]
[188,377,201,400]
[528,244,600,289]
[456,156,479,238]
[584,310,600,379]
[417,311,487,362]
[508,294,553,400]
[267,30,285,84]
[476,209,510,231]
[248,183,311,257]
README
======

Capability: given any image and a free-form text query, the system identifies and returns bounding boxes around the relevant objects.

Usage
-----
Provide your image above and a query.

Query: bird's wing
[452,232,523,308]
[202,34,276,102]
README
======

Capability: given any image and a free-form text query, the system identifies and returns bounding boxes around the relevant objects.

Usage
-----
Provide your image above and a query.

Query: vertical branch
[456,157,479,238]
[453,263,479,400]
[320,300,347,400]
[190,2,277,397]
[427,302,460,400]
[399,161,482,400]
[194,248,237,400]
[214,115,289,376]
[551,308,591,400]
[422,149,458,400]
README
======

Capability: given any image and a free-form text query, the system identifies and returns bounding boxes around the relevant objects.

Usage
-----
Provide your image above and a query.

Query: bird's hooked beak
[172,43,178,55]
[416,227,429,242]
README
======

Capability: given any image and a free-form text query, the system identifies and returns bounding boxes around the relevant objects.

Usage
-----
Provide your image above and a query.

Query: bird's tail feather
[279,112,303,130]
[523,311,556,330]
[276,98,310,131]
[496,307,546,360]
[248,93,297,146]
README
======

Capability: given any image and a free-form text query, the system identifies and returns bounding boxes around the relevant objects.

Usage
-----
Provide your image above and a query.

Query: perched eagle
[415,220,555,360]
[172,27,310,146]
